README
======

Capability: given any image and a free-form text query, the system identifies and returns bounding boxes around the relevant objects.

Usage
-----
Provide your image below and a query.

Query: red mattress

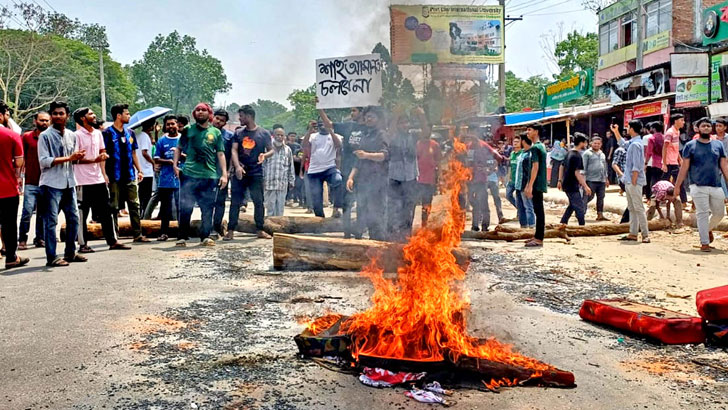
[696,285,728,321]
[579,299,705,345]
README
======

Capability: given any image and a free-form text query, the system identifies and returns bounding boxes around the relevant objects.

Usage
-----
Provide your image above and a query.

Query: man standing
[73,107,130,253]
[662,114,687,204]
[154,115,182,241]
[675,117,728,252]
[135,120,156,215]
[549,138,567,188]
[416,124,440,228]
[582,136,609,221]
[229,105,273,240]
[524,123,548,247]
[287,131,304,206]
[211,109,234,238]
[465,126,503,232]
[644,122,665,199]
[715,117,728,201]
[0,102,29,269]
[174,103,228,246]
[616,120,649,243]
[302,119,343,219]
[18,112,49,250]
[102,104,150,243]
[263,126,295,216]
[38,101,87,267]
[558,133,592,226]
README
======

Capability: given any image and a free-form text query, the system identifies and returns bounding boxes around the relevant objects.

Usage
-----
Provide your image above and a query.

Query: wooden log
[60,219,218,240]
[454,356,576,388]
[272,233,470,272]
[235,214,345,234]
[462,219,672,241]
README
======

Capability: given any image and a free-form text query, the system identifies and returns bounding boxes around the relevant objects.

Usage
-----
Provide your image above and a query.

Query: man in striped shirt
[262,126,295,216]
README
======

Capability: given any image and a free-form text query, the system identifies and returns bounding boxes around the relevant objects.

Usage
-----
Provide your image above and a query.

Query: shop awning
[506,104,614,127]
[503,110,560,125]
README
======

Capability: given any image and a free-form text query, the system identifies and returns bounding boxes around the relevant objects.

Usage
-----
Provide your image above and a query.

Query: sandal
[701,244,712,253]
[642,238,651,244]
[64,254,88,263]
[157,234,169,242]
[6,256,30,269]
[46,257,69,267]
[109,242,131,250]
[79,245,95,254]
[525,240,543,248]
[619,235,638,241]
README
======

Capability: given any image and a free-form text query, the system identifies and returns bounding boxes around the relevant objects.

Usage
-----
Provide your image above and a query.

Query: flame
[340,139,554,373]
[483,378,518,391]
[307,314,343,336]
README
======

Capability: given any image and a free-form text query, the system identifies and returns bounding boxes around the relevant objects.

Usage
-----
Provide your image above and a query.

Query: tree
[372,43,416,111]
[225,103,240,120]
[130,31,231,114]
[249,99,287,121]
[503,72,550,112]
[287,85,317,133]
[554,31,598,76]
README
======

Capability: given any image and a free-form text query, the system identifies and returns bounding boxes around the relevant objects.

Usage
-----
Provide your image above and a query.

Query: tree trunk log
[60,219,219,240]
[462,219,672,241]
[453,356,576,388]
[272,233,470,272]
[235,214,345,234]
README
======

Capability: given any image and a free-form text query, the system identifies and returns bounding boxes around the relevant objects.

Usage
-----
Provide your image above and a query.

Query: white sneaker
[201,238,215,247]
[175,239,187,247]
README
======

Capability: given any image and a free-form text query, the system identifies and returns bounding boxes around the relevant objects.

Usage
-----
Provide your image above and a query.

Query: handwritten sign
[316,53,383,109]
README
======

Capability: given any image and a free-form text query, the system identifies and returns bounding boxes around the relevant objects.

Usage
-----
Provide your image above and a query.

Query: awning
[708,102,728,118]
[506,104,613,127]
[503,110,560,125]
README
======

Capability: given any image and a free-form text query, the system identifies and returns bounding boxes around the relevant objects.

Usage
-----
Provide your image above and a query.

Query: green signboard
[703,1,728,46]
[598,0,638,24]
[540,69,593,108]
[675,78,709,107]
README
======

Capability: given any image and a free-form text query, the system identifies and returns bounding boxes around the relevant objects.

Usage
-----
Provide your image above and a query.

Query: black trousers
[645,167,662,199]
[213,183,228,234]
[586,181,606,213]
[561,190,586,226]
[229,175,264,231]
[78,183,117,246]
[138,177,153,216]
[549,159,562,188]
[0,195,20,261]
[387,179,418,243]
[158,187,179,236]
[533,190,545,241]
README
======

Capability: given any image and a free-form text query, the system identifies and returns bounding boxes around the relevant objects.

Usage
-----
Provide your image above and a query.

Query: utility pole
[635,0,645,71]
[498,0,506,111]
[99,49,107,121]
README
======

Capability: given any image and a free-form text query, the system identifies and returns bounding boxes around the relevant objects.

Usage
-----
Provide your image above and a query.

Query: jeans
[229,175,264,231]
[486,180,504,221]
[42,186,78,263]
[138,177,154,217]
[0,195,20,261]
[586,181,606,213]
[691,185,726,245]
[418,183,436,227]
[144,176,178,220]
[505,182,517,208]
[625,183,648,238]
[356,180,386,241]
[533,191,545,241]
[158,188,179,236]
[303,172,313,210]
[663,165,687,203]
[561,190,586,225]
[109,180,142,238]
[18,184,44,244]
[213,182,229,234]
[387,179,418,242]
[265,189,287,217]
[549,159,563,188]
[469,183,491,229]
[178,175,217,241]
[306,167,343,217]
[516,190,535,227]
[77,183,117,247]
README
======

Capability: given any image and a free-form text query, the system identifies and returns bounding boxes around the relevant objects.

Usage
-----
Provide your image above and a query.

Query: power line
[520,0,576,15]
[41,0,58,13]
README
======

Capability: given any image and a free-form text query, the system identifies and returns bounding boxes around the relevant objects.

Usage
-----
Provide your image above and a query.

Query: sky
[5,0,597,108]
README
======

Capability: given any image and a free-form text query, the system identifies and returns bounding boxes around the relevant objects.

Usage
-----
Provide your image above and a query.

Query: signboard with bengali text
[315,54,383,110]
[540,69,593,108]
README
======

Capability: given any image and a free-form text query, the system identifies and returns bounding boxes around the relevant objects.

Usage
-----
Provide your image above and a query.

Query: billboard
[432,63,490,80]
[540,70,593,108]
[675,78,709,108]
[390,5,504,64]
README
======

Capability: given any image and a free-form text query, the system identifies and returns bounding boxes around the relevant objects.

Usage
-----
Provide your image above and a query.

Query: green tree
[503,72,550,112]
[287,85,317,132]
[372,43,416,111]
[554,31,598,76]
[248,99,287,121]
[225,102,240,119]
[130,31,231,114]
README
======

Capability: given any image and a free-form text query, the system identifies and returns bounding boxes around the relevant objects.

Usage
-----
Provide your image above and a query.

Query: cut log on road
[235,214,345,234]
[60,219,221,240]
[454,356,576,388]
[462,219,672,241]
[273,233,471,272]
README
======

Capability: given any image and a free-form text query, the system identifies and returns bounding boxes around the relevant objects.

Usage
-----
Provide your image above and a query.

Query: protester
[514,135,536,228]
[263,126,295,217]
[18,111,49,250]
[549,138,567,188]
[387,107,426,242]
[485,136,505,225]
[211,109,234,238]
[229,105,273,240]
[715,117,728,201]
[674,117,728,252]
[505,135,521,210]
[662,114,687,204]
[302,119,343,219]
[559,133,591,226]
[320,106,367,238]
[416,122,440,228]
[465,124,503,232]
[0,102,29,269]
[73,107,130,253]
[523,123,548,247]
[174,103,228,246]
[615,120,649,243]
[647,180,682,227]
[644,121,665,199]
[154,115,182,241]
[135,120,156,214]
[582,136,609,221]
[38,101,87,267]
[604,130,619,184]
[346,107,389,241]
[286,131,304,205]
[102,104,150,243]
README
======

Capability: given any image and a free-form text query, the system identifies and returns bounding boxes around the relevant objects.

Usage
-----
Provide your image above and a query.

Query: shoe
[481,225,490,232]
[201,238,215,247]
[701,244,712,253]
[305,209,313,214]
[256,230,272,239]
[110,242,131,250]
[34,239,45,248]
[63,254,88,263]
[133,236,151,243]
[223,231,234,241]
[175,239,187,247]
[332,209,342,218]
[17,242,28,251]
[5,256,30,270]
[157,234,169,242]
[471,226,480,232]
[209,233,220,241]
[78,245,95,254]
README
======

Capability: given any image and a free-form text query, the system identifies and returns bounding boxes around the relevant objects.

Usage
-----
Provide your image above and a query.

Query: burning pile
[295,140,575,397]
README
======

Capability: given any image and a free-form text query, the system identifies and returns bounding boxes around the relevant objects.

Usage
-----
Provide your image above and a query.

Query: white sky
[4,0,597,108]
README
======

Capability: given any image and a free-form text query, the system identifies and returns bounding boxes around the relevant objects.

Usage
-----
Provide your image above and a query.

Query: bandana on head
[193,103,213,121]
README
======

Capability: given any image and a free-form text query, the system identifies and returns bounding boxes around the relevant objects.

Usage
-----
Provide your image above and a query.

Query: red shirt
[416,139,441,185]
[22,129,41,186]
[0,126,23,198]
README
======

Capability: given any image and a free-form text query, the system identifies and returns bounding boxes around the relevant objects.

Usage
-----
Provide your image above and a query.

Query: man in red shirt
[18,111,50,250]
[0,102,30,269]
[416,133,440,227]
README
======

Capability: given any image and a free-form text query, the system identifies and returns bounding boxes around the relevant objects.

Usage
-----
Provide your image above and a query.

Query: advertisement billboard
[390,5,504,64]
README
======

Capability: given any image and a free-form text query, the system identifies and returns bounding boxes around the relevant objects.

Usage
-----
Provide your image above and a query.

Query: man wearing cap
[173,103,228,247]
[675,117,728,252]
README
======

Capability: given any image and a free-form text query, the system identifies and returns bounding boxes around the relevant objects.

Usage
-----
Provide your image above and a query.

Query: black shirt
[233,127,272,177]
[562,150,584,193]
[334,121,368,178]
[355,128,389,184]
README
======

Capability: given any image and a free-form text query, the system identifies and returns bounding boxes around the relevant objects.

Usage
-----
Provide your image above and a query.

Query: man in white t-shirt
[302,119,342,218]
[135,120,156,215]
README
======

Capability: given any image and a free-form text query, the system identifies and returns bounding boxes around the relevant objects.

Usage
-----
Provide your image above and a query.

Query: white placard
[316,53,383,109]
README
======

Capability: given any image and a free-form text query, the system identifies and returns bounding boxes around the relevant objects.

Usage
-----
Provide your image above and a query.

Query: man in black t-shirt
[558,133,592,226]
[286,132,303,204]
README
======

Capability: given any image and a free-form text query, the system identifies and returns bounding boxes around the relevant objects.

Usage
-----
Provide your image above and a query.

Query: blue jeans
[178,176,217,240]
[560,190,586,226]
[18,184,44,243]
[505,182,517,208]
[42,186,78,263]
[306,167,343,217]
[516,190,535,227]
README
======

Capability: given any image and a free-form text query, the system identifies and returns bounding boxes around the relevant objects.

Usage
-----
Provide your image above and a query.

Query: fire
[483,378,518,391]
[341,139,554,373]
[307,314,343,336]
